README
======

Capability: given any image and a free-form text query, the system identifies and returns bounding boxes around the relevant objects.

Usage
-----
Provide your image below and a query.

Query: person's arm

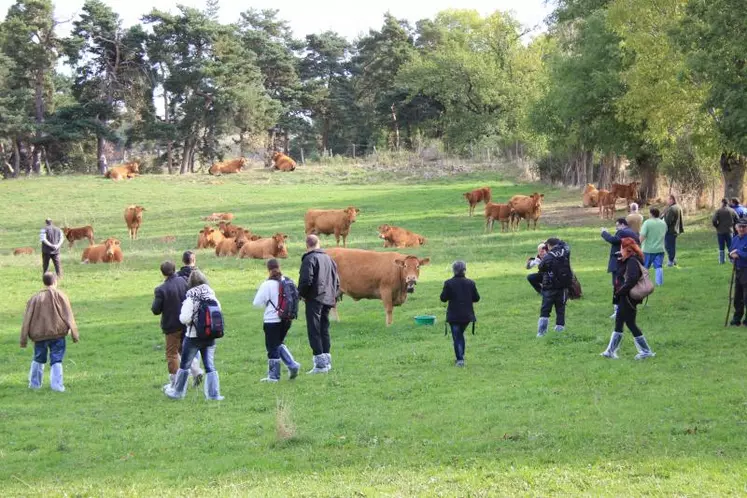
[180,297,195,325]
[151,287,164,315]
[40,229,54,248]
[639,223,648,244]
[439,281,450,303]
[298,258,315,299]
[61,294,79,342]
[712,212,719,228]
[615,260,641,297]
[538,254,552,273]
[472,281,480,303]
[252,281,271,308]
[601,230,622,245]
[20,298,33,348]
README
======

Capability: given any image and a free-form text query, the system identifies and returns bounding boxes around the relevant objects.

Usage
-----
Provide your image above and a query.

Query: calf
[484,202,514,233]
[598,190,617,219]
[13,247,34,255]
[124,205,145,240]
[81,238,123,263]
[239,233,289,259]
[304,206,360,247]
[463,187,492,216]
[63,225,95,248]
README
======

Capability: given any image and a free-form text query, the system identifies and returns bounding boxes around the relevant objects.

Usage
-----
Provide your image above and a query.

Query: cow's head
[345,207,360,223]
[531,193,545,207]
[271,151,282,161]
[418,236,427,246]
[63,227,71,237]
[127,162,140,174]
[103,238,120,257]
[133,205,145,217]
[584,184,596,193]
[239,157,248,168]
[394,256,430,293]
[377,224,391,238]
[463,192,472,200]
[629,181,641,193]
[272,233,289,257]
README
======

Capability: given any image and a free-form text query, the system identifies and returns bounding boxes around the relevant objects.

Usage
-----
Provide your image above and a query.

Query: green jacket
[663,204,684,235]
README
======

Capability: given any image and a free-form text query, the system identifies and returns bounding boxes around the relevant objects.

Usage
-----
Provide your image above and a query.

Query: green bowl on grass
[414,315,436,326]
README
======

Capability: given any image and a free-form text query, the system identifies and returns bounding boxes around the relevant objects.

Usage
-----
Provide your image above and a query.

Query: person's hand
[729,250,738,259]
[601,228,608,234]
[20,341,27,348]
[72,336,79,343]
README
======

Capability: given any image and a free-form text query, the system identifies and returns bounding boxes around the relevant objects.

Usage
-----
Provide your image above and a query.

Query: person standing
[298,234,340,374]
[165,270,224,400]
[601,218,640,318]
[440,260,480,367]
[177,251,197,280]
[663,195,684,266]
[20,272,79,391]
[40,218,63,277]
[640,207,667,286]
[174,250,204,382]
[626,203,644,234]
[730,198,747,219]
[536,238,572,337]
[526,243,547,294]
[600,238,656,360]
[252,259,301,382]
[728,218,747,326]
[713,199,738,264]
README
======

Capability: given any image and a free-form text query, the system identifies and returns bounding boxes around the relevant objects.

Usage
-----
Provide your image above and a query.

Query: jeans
[540,289,566,326]
[644,253,664,269]
[42,252,62,277]
[614,295,643,337]
[664,233,677,263]
[527,273,542,293]
[33,337,66,364]
[264,321,291,359]
[450,323,467,361]
[305,300,331,356]
[718,233,733,252]
[180,336,216,373]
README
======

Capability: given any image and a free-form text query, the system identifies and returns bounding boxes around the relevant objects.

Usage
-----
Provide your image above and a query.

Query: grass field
[0,165,745,497]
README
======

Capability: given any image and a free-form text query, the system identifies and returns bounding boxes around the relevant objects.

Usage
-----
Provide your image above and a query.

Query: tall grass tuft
[275,397,296,442]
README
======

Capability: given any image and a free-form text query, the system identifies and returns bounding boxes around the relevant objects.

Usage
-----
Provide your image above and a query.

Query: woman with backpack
[440,260,480,367]
[252,259,301,382]
[601,237,656,360]
[164,270,224,400]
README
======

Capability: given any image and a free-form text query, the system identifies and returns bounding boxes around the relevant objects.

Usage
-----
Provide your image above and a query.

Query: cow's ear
[394,259,405,267]
[419,258,431,266]
[282,234,289,240]
[114,240,121,245]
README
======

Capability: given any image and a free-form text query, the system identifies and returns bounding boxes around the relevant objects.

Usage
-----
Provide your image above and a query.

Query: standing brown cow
[610,181,641,209]
[124,205,145,239]
[63,225,95,248]
[598,190,617,219]
[484,203,514,233]
[463,187,492,216]
[508,193,544,230]
[325,247,430,326]
[304,207,360,247]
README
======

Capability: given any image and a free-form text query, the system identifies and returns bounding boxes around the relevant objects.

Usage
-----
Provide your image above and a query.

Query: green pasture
[0,166,744,496]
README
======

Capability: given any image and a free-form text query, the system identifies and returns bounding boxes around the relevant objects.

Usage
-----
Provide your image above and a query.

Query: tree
[65,0,150,174]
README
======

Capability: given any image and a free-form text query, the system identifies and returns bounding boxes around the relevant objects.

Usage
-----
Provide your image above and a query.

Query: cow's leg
[381,290,394,326]
[334,229,341,246]
[342,233,347,247]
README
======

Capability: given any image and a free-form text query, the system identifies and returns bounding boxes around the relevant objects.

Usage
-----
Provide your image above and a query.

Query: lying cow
[305,207,360,247]
[81,238,123,263]
[377,224,426,248]
[124,205,145,240]
[325,247,430,326]
[104,162,139,181]
[63,225,95,248]
[464,187,492,216]
[484,202,514,233]
[201,213,234,222]
[217,221,245,239]
[13,247,34,255]
[583,183,600,208]
[272,152,296,172]
[239,233,289,259]
[197,226,225,249]
[209,157,247,175]
[215,230,255,257]
[508,193,544,230]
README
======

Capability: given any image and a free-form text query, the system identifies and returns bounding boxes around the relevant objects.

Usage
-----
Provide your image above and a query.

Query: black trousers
[42,252,62,277]
[615,295,643,337]
[527,273,542,293]
[264,321,291,359]
[305,300,331,356]
[733,268,747,322]
[540,289,566,326]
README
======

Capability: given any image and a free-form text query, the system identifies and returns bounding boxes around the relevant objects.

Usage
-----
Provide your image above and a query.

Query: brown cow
[610,181,641,208]
[13,247,34,255]
[197,226,225,249]
[201,213,234,222]
[463,187,492,216]
[508,193,544,230]
[62,225,95,248]
[484,202,514,233]
[104,162,140,181]
[598,190,617,219]
[209,157,247,175]
[304,207,360,247]
[215,230,252,257]
[238,233,289,259]
[272,152,296,172]
[377,224,426,248]
[124,205,145,240]
[326,247,430,326]
[217,221,247,239]
[81,238,123,263]
[583,184,600,208]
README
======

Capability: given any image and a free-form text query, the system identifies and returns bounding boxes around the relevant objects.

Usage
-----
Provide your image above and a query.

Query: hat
[737,218,747,227]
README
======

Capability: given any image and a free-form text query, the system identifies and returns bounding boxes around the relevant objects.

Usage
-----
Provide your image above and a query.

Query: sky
[0,0,554,40]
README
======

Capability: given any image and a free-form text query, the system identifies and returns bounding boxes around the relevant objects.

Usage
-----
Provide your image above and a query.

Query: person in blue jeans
[165,270,224,400]
[440,260,480,367]
[640,207,667,286]
[713,198,738,264]
[20,272,79,392]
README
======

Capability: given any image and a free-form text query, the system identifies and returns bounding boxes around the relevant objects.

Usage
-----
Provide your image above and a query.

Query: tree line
[0,0,745,200]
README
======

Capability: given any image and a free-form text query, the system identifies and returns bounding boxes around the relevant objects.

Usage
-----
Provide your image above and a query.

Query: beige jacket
[20,288,79,347]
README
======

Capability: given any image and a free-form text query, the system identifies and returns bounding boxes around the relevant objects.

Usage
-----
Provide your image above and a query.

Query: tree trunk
[390,103,400,151]
[41,147,52,176]
[31,146,42,175]
[180,138,192,174]
[636,152,659,201]
[11,139,20,178]
[163,89,173,174]
[721,152,746,201]
[97,134,107,175]
[585,150,594,185]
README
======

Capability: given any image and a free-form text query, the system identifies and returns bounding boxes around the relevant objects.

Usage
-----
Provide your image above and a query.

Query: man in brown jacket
[20,272,79,391]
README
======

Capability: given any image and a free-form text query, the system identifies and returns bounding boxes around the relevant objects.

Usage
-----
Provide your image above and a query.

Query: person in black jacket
[440,261,480,367]
[536,238,571,337]
[298,235,340,374]
[601,237,656,360]
[177,251,197,280]
[601,218,640,318]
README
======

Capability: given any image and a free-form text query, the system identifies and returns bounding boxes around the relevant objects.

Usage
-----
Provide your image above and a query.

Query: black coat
[614,255,644,304]
[298,249,340,307]
[440,275,480,324]
[177,265,196,281]
[602,228,640,273]
[538,241,571,290]
[151,274,188,333]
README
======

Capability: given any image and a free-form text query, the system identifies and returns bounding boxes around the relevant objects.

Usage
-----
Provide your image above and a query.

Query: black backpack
[194,298,224,339]
[552,254,574,289]
[270,277,299,322]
